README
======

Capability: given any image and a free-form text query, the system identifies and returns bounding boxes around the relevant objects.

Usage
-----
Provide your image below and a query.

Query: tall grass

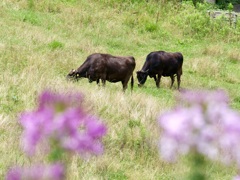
[0,0,239,179]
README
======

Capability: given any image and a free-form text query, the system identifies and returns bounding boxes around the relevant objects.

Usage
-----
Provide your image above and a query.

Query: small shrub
[171,1,239,41]
[27,0,35,10]
[106,170,128,180]
[21,11,41,26]
[48,41,64,50]
[145,22,157,32]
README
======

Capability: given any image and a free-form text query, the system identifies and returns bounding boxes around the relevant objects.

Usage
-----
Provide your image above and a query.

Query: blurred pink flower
[233,176,240,180]
[177,89,229,107]
[6,163,65,180]
[158,90,240,164]
[19,90,107,157]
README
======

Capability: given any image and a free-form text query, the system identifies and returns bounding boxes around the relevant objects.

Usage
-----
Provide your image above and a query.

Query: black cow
[67,53,136,91]
[136,51,183,89]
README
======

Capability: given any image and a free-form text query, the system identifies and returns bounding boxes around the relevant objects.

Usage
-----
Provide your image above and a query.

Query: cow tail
[131,74,134,91]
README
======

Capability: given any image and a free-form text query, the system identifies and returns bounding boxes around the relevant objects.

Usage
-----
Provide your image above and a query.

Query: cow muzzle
[66,75,77,82]
[66,75,72,81]
[138,83,143,87]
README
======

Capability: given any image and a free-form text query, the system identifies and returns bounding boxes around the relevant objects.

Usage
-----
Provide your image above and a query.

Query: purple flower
[85,115,107,139]
[20,108,55,155]
[177,89,229,107]
[38,91,83,111]
[158,90,240,165]
[233,176,240,180]
[6,163,65,180]
[60,115,107,156]
[19,90,107,157]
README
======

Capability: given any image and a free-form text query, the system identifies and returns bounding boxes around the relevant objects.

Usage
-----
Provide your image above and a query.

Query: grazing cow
[136,51,183,89]
[67,53,136,91]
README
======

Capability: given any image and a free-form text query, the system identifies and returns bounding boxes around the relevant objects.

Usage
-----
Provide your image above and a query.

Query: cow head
[66,69,80,80]
[136,70,148,87]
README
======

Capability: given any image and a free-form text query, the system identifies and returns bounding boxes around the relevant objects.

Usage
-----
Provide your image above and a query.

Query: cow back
[102,54,135,82]
[145,51,183,76]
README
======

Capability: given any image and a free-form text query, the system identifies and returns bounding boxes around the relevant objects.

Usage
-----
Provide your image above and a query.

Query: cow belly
[162,73,174,76]
[106,77,121,82]
[162,68,177,76]
[106,76,124,82]
[108,79,119,83]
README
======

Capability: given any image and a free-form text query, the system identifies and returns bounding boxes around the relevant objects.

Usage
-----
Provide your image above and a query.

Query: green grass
[0,0,240,179]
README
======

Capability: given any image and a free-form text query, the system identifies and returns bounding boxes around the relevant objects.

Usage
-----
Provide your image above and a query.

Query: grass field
[0,0,240,179]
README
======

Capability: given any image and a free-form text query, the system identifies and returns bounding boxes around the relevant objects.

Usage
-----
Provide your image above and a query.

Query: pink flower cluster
[6,163,64,180]
[158,90,240,166]
[19,90,107,157]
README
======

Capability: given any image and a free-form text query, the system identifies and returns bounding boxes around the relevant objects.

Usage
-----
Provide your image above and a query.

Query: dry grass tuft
[188,56,221,78]
[202,45,224,57]
[228,50,240,63]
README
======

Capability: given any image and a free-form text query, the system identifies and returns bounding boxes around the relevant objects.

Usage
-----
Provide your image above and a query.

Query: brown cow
[136,51,183,89]
[67,53,136,91]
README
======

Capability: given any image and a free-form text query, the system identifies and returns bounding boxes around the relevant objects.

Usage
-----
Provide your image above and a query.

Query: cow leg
[101,79,106,87]
[176,68,182,90]
[122,82,127,92]
[177,74,181,90]
[156,74,161,88]
[170,75,175,89]
[100,73,106,87]
[96,79,100,85]
[153,75,157,82]
[122,80,128,92]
